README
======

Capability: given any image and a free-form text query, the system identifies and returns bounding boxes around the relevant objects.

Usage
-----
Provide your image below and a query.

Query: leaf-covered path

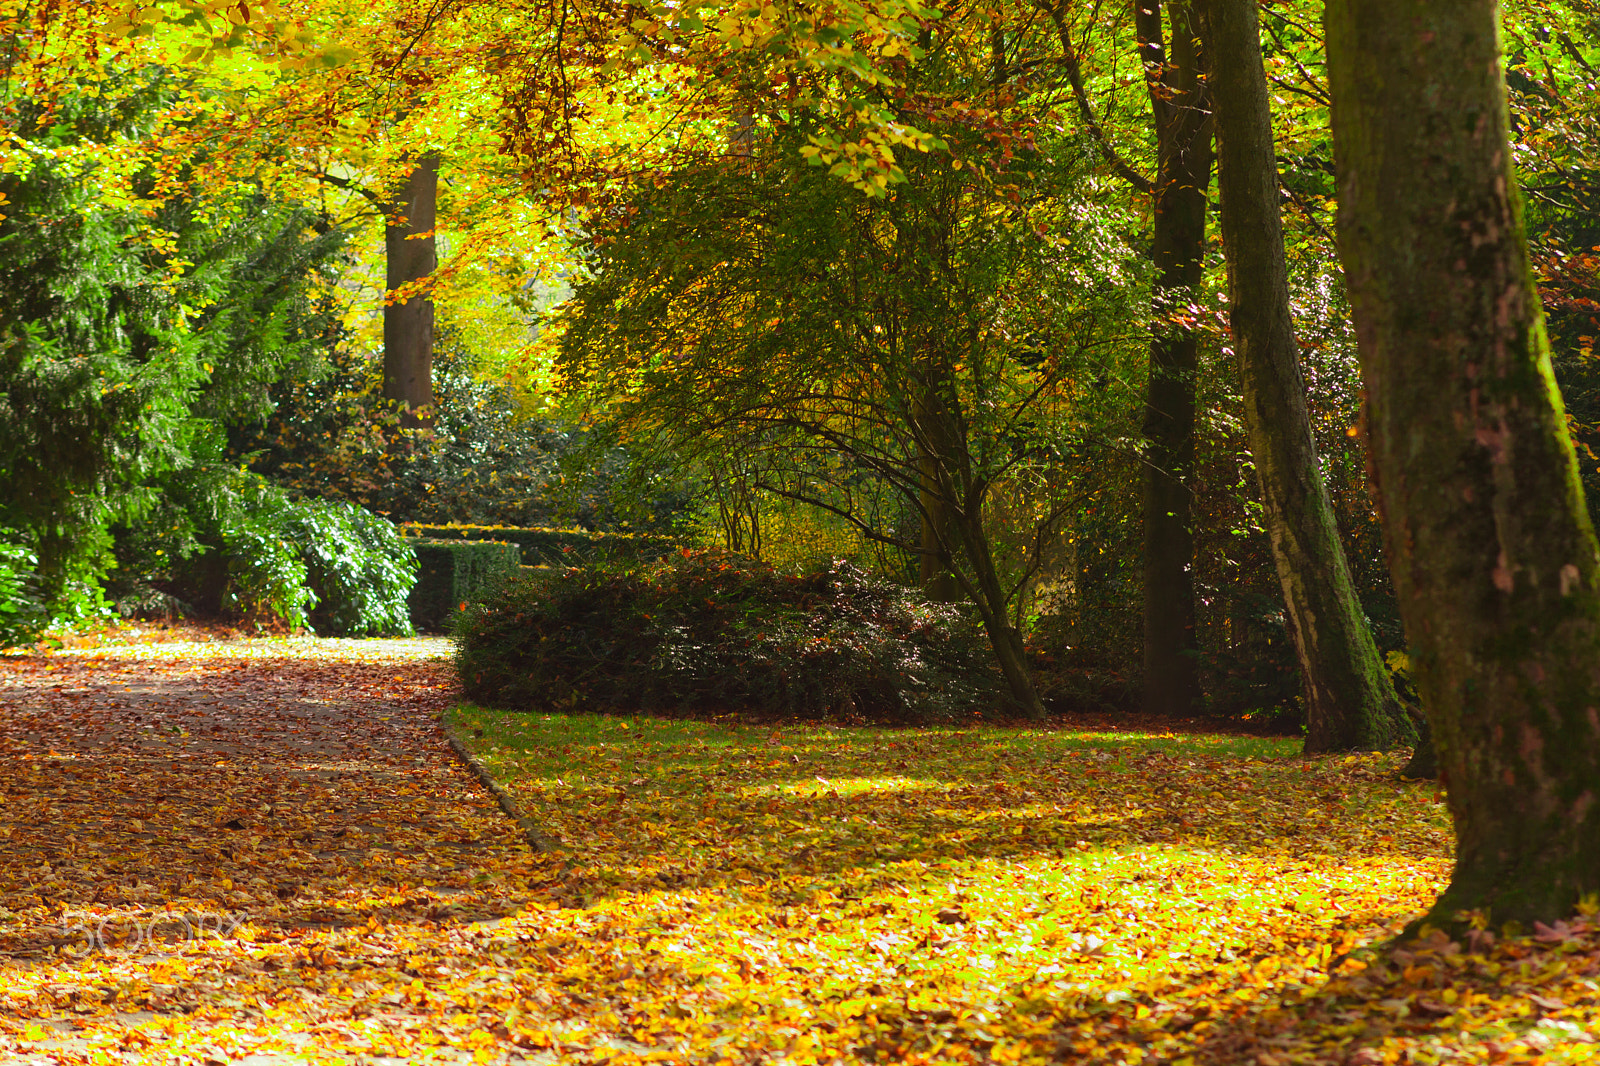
[2,631,1598,1064]
[0,630,544,1064]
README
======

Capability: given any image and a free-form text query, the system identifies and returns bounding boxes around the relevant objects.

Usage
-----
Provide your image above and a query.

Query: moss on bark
[1327,0,1600,926]
[1201,0,1410,753]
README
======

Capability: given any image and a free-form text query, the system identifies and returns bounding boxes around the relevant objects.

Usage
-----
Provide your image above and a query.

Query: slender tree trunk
[1137,0,1211,715]
[950,496,1049,719]
[917,377,961,603]
[913,354,1046,718]
[1200,0,1410,752]
[383,154,439,427]
[1327,0,1600,925]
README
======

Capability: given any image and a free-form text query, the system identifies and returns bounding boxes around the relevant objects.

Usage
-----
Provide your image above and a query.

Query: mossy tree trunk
[1327,0,1600,925]
[383,154,439,429]
[1200,0,1410,752]
[1137,0,1211,716]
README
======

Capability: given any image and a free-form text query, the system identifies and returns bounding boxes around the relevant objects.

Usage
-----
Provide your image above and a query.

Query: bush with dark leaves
[454,550,1001,723]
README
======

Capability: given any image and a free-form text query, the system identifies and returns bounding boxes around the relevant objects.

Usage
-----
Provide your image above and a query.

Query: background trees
[551,2,1149,715]
[1200,0,1409,752]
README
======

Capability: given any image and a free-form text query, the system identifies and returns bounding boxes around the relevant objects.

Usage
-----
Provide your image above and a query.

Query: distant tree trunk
[954,504,1048,720]
[917,374,961,603]
[1327,0,1600,925]
[383,154,438,428]
[1199,0,1410,752]
[1137,0,1211,716]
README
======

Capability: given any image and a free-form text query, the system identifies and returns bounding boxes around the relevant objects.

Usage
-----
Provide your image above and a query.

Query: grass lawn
[442,706,1599,1064]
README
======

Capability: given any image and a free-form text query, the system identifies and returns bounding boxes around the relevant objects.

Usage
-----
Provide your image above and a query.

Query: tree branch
[1043,2,1154,195]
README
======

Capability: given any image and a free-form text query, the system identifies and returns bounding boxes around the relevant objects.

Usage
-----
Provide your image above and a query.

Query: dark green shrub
[454,550,1001,723]
[399,523,676,566]
[120,470,417,636]
[1196,589,1302,727]
[410,539,522,631]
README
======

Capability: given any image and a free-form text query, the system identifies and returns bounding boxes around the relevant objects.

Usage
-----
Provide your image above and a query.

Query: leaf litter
[0,629,1594,1063]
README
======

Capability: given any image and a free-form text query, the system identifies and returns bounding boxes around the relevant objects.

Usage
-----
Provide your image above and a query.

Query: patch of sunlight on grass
[744,777,942,799]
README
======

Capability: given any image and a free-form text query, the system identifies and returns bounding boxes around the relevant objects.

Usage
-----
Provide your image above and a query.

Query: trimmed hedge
[400,523,676,567]
[454,550,1002,723]
[409,539,522,631]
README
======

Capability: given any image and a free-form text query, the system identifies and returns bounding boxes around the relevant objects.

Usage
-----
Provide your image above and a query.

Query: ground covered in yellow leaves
[0,630,1596,1063]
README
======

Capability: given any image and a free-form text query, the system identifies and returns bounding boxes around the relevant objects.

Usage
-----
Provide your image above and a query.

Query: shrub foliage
[116,470,417,637]
[409,539,522,631]
[455,551,1001,723]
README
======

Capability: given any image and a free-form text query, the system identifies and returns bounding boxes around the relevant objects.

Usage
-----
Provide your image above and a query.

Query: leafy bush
[289,500,418,637]
[455,550,1001,723]
[1197,589,1303,727]
[119,469,416,636]
[0,531,47,647]
[220,491,316,628]
[214,491,416,636]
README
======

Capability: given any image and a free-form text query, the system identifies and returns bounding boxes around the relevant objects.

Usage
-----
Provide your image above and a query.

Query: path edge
[441,723,564,855]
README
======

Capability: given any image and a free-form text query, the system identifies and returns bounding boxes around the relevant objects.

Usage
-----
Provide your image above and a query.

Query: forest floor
[0,626,1594,1064]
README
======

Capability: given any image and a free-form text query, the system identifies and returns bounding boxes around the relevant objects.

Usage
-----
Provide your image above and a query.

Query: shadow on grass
[436,704,1522,1063]
[460,707,1446,903]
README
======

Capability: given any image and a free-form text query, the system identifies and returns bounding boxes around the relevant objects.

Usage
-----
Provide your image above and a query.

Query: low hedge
[454,550,1002,723]
[409,539,522,631]
[400,523,676,567]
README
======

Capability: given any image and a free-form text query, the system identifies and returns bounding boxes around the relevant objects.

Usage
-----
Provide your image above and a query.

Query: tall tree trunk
[1200,0,1410,752]
[1137,0,1211,716]
[384,154,439,428]
[1327,0,1600,925]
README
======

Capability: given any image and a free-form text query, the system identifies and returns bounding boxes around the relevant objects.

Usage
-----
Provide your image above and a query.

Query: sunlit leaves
[0,631,1593,1062]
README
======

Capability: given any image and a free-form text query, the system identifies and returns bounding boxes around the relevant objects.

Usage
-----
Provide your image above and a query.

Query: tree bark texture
[383,154,439,427]
[1200,0,1409,752]
[1138,0,1211,716]
[1327,0,1600,925]
[950,493,1049,720]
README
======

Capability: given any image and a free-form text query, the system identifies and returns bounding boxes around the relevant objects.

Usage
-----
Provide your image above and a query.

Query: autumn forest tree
[1327,0,1600,926]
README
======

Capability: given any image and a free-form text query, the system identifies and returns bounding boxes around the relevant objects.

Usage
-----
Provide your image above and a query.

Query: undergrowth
[454,550,1001,723]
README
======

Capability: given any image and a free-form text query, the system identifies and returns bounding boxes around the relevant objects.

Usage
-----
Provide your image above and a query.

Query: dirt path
[0,630,552,1064]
